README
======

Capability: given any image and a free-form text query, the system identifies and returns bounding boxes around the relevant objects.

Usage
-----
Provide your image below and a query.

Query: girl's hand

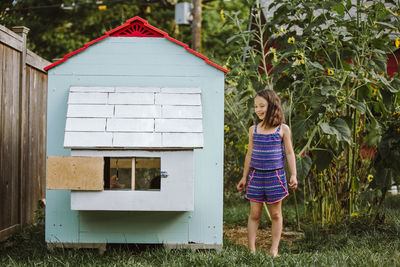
[289,176,298,190]
[237,177,247,192]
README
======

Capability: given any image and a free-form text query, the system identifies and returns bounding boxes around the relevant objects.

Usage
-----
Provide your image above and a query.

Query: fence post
[11,26,29,226]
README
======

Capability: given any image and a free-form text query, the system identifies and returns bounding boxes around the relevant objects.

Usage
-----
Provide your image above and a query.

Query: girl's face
[254,96,268,121]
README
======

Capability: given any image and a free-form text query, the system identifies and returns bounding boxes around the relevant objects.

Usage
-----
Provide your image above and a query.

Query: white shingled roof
[64,87,203,149]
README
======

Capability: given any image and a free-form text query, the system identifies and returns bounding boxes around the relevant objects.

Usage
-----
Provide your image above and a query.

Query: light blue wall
[46,37,224,245]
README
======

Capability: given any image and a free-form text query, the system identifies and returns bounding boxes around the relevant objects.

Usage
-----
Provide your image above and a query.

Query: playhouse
[44,16,227,252]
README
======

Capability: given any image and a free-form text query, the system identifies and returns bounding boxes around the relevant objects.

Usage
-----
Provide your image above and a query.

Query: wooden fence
[0,24,50,242]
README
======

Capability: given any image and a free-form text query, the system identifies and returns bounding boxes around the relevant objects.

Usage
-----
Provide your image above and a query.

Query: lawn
[1,195,399,266]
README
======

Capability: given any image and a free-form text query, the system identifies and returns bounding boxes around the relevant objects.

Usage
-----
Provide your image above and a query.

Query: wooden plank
[0,24,23,51]
[68,92,108,104]
[115,87,160,93]
[64,132,113,148]
[113,132,162,147]
[108,93,154,105]
[0,224,20,242]
[0,43,4,230]
[70,86,114,93]
[39,71,47,200]
[67,104,114,118]
[155,93,201,105]
[11,47,20,226]
[26,50,51,72]
[114,105,161,118]
[131,158,135,190]
[19,65,30,225]
[46,156,104,190]
[106,118,154,132]
[160,87,201,94]
[155,119,203,133]
[65,118,106,132]
[161,105,202,119]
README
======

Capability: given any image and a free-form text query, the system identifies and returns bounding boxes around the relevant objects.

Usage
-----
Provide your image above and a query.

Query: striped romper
[246,124,289,204]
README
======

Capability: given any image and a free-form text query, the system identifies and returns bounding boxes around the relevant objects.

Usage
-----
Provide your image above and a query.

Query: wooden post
[131,158,136,190]
[11,26,29,226]
[191,0,202,52]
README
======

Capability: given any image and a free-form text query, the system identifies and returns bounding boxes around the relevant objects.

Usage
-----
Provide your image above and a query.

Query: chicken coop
[44,16,227,252]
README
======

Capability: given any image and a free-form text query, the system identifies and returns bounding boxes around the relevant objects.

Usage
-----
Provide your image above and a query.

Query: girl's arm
[237,125,254,192]
[282,124,298,190]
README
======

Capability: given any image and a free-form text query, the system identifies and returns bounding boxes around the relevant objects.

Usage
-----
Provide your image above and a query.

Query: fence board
[0,24,49,241]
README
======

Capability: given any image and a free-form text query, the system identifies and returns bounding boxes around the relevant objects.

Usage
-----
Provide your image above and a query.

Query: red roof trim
[44,16,228,73]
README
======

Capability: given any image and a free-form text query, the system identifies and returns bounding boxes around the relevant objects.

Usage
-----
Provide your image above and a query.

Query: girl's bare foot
[269,249,279,257]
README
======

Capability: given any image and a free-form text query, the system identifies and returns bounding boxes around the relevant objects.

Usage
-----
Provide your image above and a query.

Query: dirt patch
[224,226,304,250]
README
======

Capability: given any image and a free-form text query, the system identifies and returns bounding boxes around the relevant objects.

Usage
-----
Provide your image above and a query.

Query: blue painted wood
[46,37,224,246]
[45,190,79,242]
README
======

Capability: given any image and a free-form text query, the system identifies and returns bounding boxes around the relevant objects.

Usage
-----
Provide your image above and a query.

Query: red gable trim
[44,16,228,73]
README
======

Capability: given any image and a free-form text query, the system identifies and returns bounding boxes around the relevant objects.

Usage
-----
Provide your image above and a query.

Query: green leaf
[331,3,345,17]
[348,100,366,114]
[320,118,351,144]
[296,155,312,181]
[307,61,325,71]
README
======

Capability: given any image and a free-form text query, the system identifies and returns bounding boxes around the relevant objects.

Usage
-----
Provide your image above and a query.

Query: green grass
[1,195,399,266]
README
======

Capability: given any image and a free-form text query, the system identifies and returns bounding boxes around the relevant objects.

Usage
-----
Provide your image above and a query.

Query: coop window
[104,157,161,191]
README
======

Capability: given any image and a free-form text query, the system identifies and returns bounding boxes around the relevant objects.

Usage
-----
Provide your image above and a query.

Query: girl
[237,89,297,257]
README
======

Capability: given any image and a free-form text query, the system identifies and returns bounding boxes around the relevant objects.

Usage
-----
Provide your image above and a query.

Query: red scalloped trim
[44,16,228,73]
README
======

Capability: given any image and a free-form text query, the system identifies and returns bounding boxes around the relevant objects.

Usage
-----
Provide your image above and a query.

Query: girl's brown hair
[256,89,285,127]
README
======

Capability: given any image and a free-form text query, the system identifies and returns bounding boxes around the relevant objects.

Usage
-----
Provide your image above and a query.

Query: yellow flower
[328,68,334,75]
[273,54,278,63]
[224,125,230,132]
[387,8,393,12]
[280,26,286,34]
[351,212,359,217]
[367,174,374,182]
[229,141,234,146]
[234,167,240,172]
[276,31,280,36]
[245,144,249,150]
[396,37,400,48]
[220,9,225,21]
[364,5,369,9]
[373,24,378,28]
[395,11,399,16]
[338,97,344,102]
[331,40,335,44]
[372,88,377,95]
[288,37,295,44]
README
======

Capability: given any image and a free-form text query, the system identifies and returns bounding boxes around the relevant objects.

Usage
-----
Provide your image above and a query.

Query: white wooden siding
[65,118,106,132]
[113,133,162,147]
[64,87,204,148]
[68,92,108,104]
[64,132,113,147]
[108,93,154,104]
[155,119,202,132]
[67,105,114,118]
[107,118,154,132]
[115,105,161,118]
[161,105,202,118]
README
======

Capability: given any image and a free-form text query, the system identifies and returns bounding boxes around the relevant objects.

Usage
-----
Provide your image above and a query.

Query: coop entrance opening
[104,157,161,191]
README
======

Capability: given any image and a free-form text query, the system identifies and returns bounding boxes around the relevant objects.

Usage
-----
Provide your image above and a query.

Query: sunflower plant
[225,0,400,226]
